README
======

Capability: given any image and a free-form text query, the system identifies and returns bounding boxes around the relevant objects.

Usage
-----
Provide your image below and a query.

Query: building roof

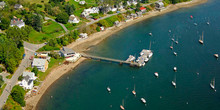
[0,1,6,7]
[32,58,47,67]
[60,47,75,54]
[140,7,146,11]
[10,18,24,26]
[14,4,22,9]
[23,75,31,82]
[23,72,35,79]
[156,2,164,6]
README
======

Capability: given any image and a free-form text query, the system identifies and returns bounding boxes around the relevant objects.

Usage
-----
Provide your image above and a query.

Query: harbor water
[37,0,220,109]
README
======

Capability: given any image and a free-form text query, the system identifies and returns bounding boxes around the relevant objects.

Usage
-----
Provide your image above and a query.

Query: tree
[0,17,10,30]
[32,66,38,76]
[11,85,26,106]
[55,12,69,24]
[32,15,42,32]
[135,3,141,12]
[65,4,75,15]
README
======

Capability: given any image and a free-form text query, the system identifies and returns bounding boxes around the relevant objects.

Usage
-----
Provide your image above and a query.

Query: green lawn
[24,0,49,4]
[38,58,64,81]
[0,84,6,96]
[29,20,65,44]
[3,95,22,110]
[68,0,98,17]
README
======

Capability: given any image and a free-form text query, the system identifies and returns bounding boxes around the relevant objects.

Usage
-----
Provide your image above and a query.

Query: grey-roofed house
[32,58,48,72]
[19,72,37,90]
[60,47,76,58]
[10,17,25,28]
[14,4,23,10]
[155,2,165,10]
[0,1,6,9]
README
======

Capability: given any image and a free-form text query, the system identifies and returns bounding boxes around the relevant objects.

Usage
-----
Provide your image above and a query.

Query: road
[0,42,45,109]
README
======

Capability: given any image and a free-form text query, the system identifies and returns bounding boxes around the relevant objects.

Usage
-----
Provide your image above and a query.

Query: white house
[60,47,76,58]
[100,26,104,31]
[10,16,25,28]
[19,72,37,90]
[81,7,99,17]
[79,33,88,39]
[68,15,80,24]
[14,4,23,10]
[66,53,81,62]
[111,7,117,12]
[155,2,165,10]
[32,58,48,72]
[0,1,6,9]
[79,1,86,5]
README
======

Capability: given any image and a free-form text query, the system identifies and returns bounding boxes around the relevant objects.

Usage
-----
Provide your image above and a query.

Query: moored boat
[199,32,204,44]
[174,52,177,56]
[173,67,177,72]
[120,99,125,110]
[154,72,159,78]
[132,85,136,96]
[210,77,216,92]
[107,87,111,93]
[214,54,219,58]
[141,98,146,104]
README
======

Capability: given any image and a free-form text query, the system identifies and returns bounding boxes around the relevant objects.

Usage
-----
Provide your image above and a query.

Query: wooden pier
[81,54,140,67]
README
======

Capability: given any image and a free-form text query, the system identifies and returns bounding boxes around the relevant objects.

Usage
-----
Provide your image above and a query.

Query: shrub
[107,11,114,14]
[96,26,100,32]
[18,75,23,81]
[11,85,26,107]
[32,66,38,76]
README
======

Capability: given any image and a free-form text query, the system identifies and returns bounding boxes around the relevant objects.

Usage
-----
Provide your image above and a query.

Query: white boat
[171,38,175,41]
[173,67,177,72]
[170,42,173,50]
[107,87,111,93]
[154,72,159,78]
[144,58,149,62]
[199,32,204,44]
[120,99,125,110]
[194,23,198,26]
[174,52,177,56]
[175,37,178,44]
[169,30,171,33]
[141,98,146,104]
[210,78,216,92]
[132,85,136,96]
[172,76,176,88]
[214,54,219,58]
[149,33,152,36]
[207,22,210,25]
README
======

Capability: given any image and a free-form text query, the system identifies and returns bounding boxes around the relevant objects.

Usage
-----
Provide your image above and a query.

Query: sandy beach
[25,0,207,109]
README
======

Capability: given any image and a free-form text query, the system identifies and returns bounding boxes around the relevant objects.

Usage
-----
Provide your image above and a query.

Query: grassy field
[38,58,64,81]
[29,20,65,44]
[24,0,49,4]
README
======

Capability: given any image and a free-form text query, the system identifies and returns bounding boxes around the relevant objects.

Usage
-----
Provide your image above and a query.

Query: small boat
[194,23,198,26]
[174,52,177,56]
[172,76,176,88]
[169,30,171,33]
[170,42,173,50]
[175,37,178,44]
[173,67,177,72]
[132,85,136,96]
[210,77,216,92]
[120,99,125,110]
[149,33,152,36]
[154,72,159,78]
[190,15,193,19]
[207,22,210,25]
[199,32,204,44]
[171,38,175,41]
[141,98,146,104]
[214,54,219,58]
[107,87,111,93]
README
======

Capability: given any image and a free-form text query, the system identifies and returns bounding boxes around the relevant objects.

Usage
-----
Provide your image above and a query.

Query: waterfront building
[19,72,37,90]
[60,47,76,58]
[155,2,165,10]
[68,15,80,24]
[32,58,48,72]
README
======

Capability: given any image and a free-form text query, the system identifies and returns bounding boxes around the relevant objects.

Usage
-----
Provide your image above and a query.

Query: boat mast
[149,41,151,50]
[213,77,215,87]
[122,99,124,107]
[134,84,136,91]
[202,31,204,41]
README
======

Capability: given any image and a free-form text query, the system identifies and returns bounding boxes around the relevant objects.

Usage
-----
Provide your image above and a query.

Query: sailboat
[174,52,177,56]
[154,72,159,78]
[173,67,177,72]
[107,87,111,93]
[170,42,173,50]
[120,99,125,110]
[141,98,146,104]
[148,41,153,58]
[210,77,216,92]
[132,85,136,96]
[199,32,204,44]
[172,75,176,88]
[175,37,178,44]
[214,54,219,58]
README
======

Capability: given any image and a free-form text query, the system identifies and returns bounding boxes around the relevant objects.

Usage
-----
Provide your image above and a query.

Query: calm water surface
[37,0,220,109]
